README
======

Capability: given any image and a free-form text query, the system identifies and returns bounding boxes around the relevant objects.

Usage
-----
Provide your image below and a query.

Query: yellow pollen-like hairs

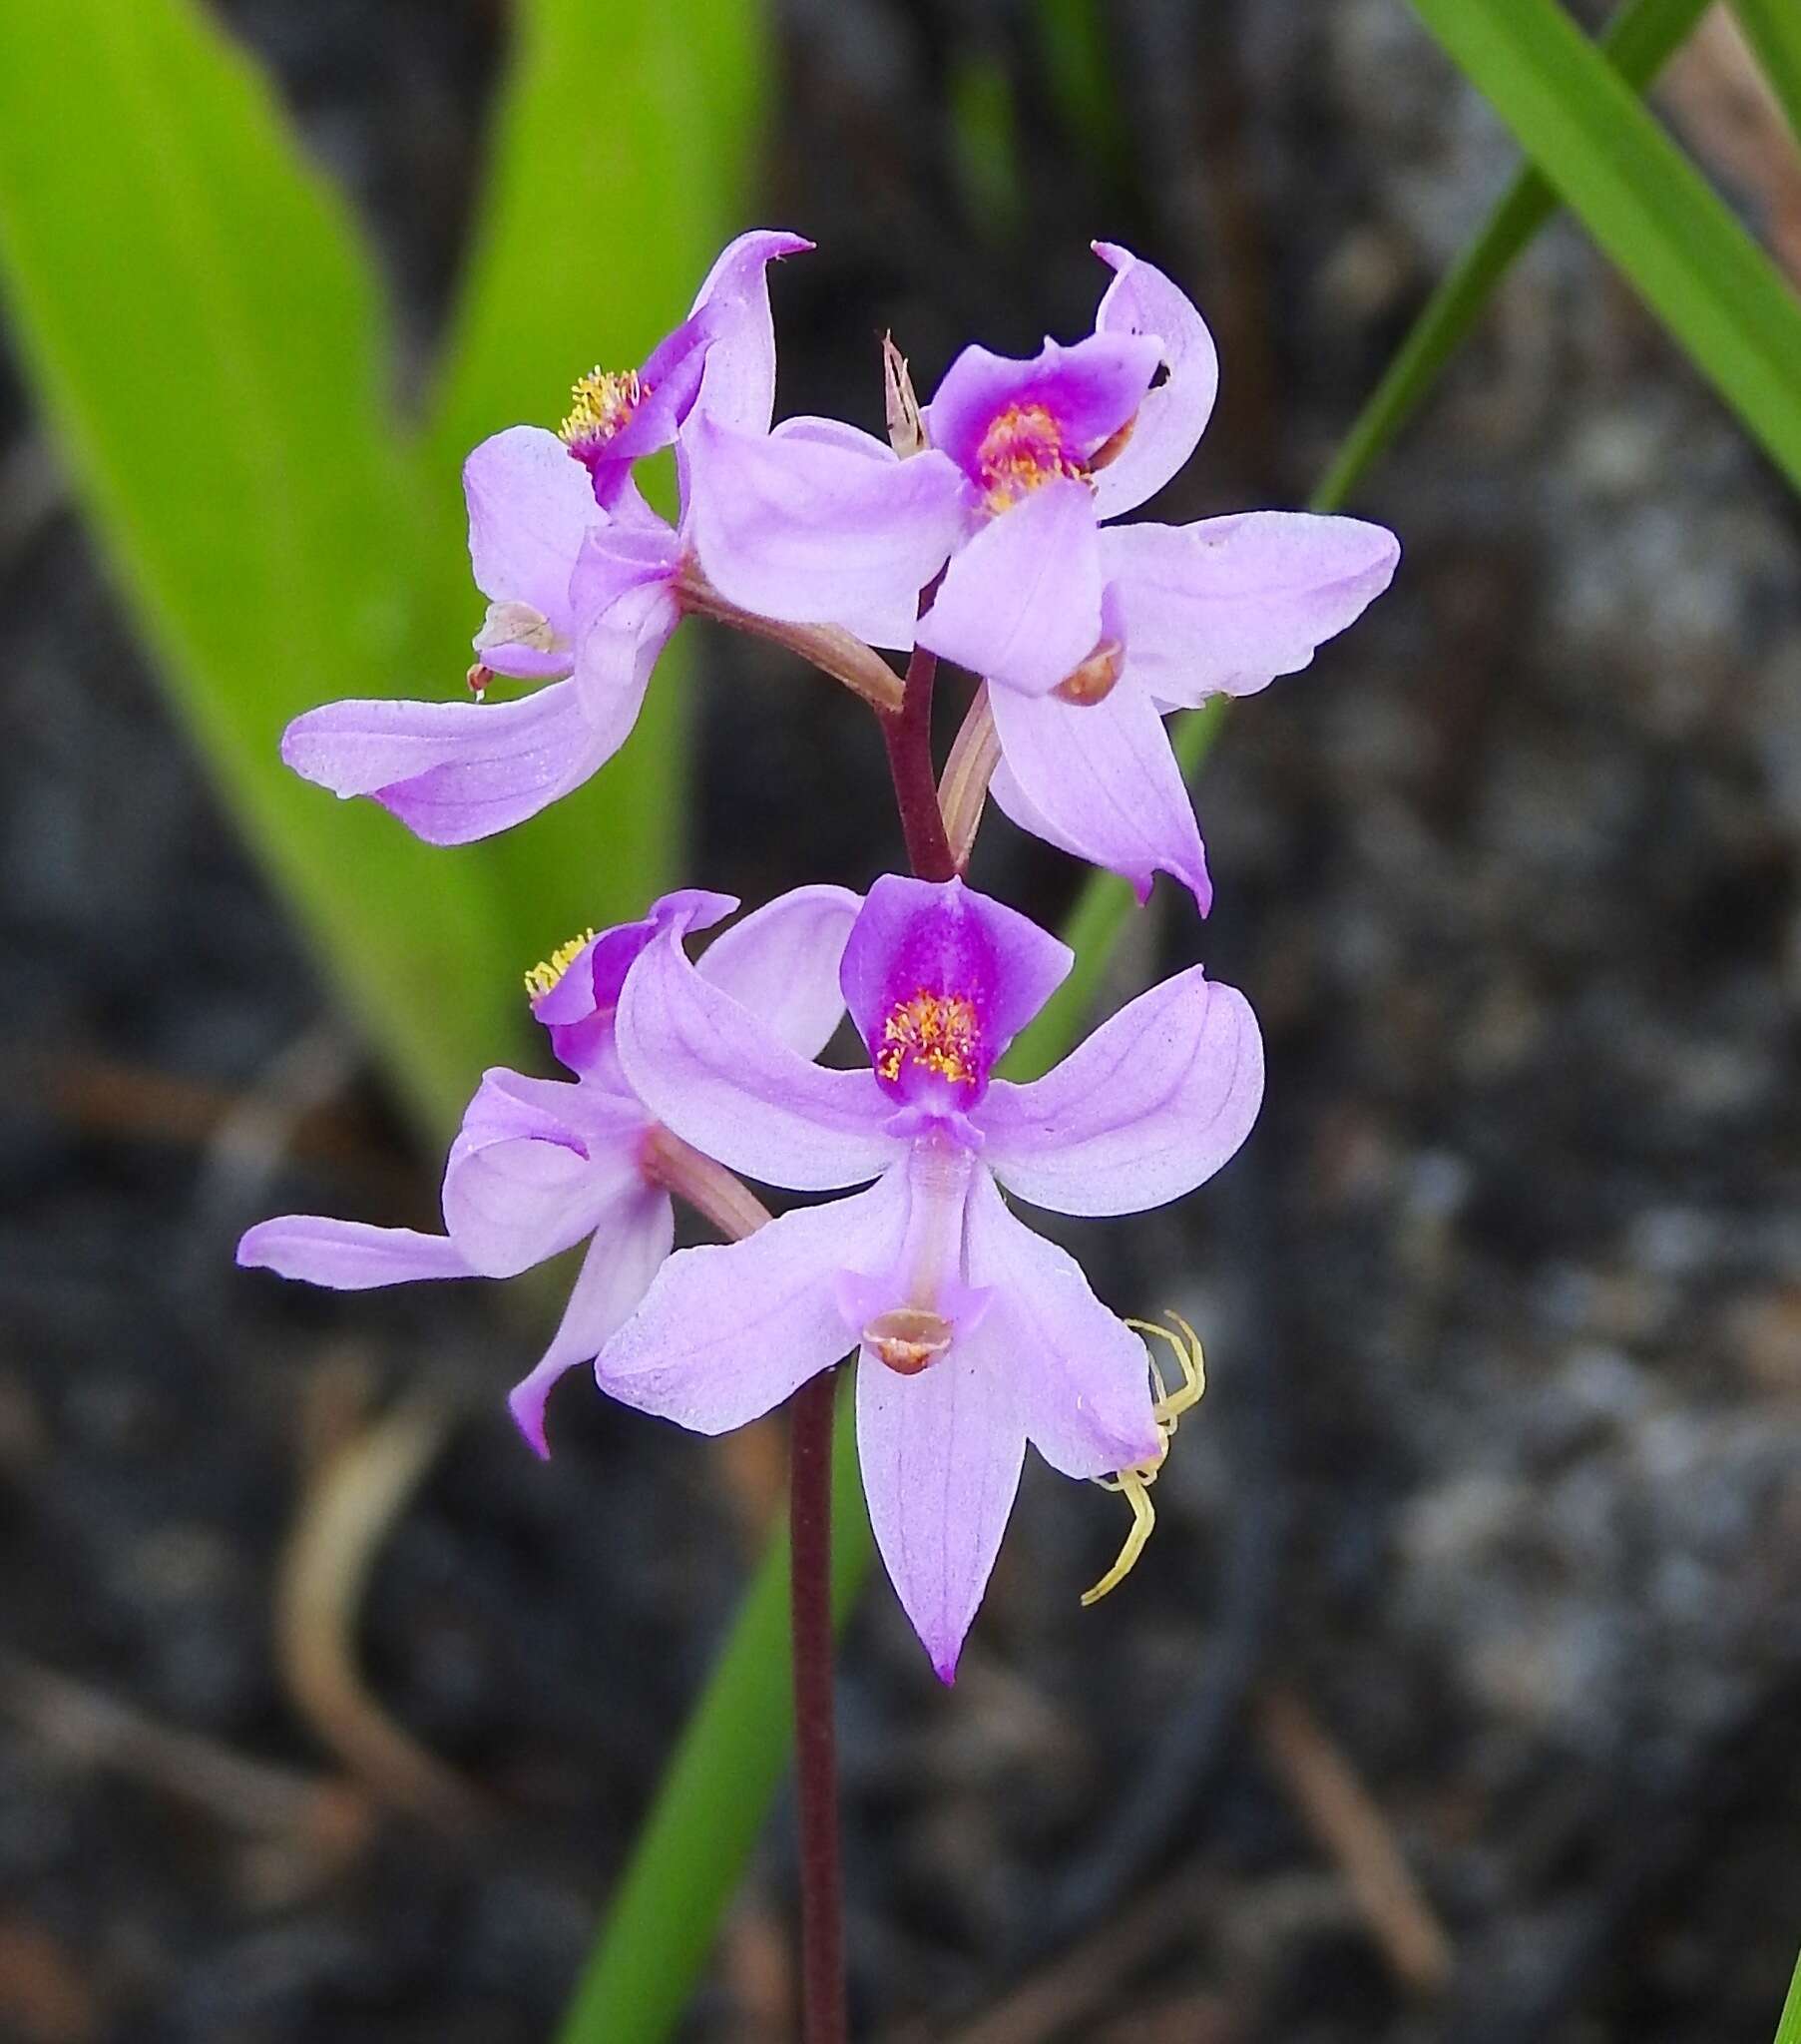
[1081,1311,1206,1607]
[876,990,981,1087]
[523,929,598,1000]
[974,401,1088,513]
[559,366,645,449]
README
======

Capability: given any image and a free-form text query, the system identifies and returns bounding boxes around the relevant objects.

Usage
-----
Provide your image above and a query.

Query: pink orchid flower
[277,231,811,845]
[598,874,1264,1680]
[689,243,1399,908]
[235,884,859,1454]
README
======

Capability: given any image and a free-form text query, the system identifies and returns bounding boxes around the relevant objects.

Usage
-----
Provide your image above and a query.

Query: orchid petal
[1089,242,1220,519]
[508,1188,675,1458]
[687,229,813,436]
[753,419,925,649]
[924,333,1164,477]
[684,413,966,637]
[696,883,862,1059]
[857,1320,1025,1683]
[463,424,597,646]
[443,1070,646,1278]
[597,1171,910,1432]
[617,928,894,1192]
[1104,514,1401,708]
[571,571,680,748]
[532,889,737,1074]
[986,674,1211,909]
[235,1217,476,1289]
[838,874,1072,1087]
[962,1171,1160,1477]
[981,967,1262,1216]
[281,683,615,846]
[915,479,1103,697]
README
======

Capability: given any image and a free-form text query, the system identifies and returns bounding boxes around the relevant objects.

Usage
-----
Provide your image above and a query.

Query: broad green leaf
[565,2,1751,2028]
[0,0,516,1133]
[1729,0,1801,145]
[423,0,771,964]
[1404,0,1801,492]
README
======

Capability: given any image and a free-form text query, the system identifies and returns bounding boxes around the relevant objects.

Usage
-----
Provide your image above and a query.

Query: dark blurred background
[3,2,1800,2039]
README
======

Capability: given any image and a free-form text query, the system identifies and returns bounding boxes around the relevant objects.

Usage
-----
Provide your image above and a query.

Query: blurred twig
[273,1386,487,1830]
[884,1871,1216,2044]
[1252,1684,1455,1997]
[0,1646,368,1850]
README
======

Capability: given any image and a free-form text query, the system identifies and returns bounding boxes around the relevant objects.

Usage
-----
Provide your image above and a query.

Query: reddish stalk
[788,1369,845,2044]
[788,616,958,2042]
[878,642,958,883]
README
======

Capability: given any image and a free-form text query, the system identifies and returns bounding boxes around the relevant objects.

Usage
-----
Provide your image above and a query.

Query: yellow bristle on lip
[523,929,598,1000]
[559,366,644,448]
[875,990,980,1087]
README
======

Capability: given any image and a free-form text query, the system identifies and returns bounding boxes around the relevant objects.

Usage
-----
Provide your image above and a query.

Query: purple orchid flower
[598,874,1264,1680]
[277,230,811,846]
[687,243,1399,909]
[235,883,860,1455]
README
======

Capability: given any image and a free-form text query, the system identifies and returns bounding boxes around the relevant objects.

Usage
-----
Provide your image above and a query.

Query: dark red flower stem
[789,1369,844,2044]
[879,642,958,883]
[789,626,956,2042]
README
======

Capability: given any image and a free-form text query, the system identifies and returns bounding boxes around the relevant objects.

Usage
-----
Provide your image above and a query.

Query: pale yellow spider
[1080,1311,1206,1607]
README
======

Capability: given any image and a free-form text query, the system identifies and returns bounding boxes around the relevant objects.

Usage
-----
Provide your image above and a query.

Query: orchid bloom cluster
[241,231,1397,1679]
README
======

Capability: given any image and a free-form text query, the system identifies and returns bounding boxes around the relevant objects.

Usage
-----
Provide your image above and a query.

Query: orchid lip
[1054,636,1126,704]
[863,1305,954,1376]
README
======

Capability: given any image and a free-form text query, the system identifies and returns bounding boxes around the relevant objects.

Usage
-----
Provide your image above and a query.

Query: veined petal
[987,673,1211,909]
[235,1217,476,1289]
[755,419,924,649]
[962,1170,1160,1477]
[857,1318,1025,1683]
[915,479,1103,697]
[281,683,616,846]
[571,572,680,750]
[617,927,894,1191]
[597,1171,910,1433]
[508,1188,675,1458]
[443,1069,646,1278]
[684,412,966,636]
[1089,242,1219,519]
[687,229,813,436]
[463,424,598,640]
[1103,514,1401,708]
[696,883,862,1060]
[980,966,1262,1216]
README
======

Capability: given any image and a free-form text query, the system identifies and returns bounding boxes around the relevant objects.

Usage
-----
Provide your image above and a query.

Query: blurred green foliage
[0,0,762,1136]
[1729,0,1801,143]
[1406,0,1801,492]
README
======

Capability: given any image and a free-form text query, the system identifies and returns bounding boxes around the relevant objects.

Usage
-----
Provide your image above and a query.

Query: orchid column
[236,230,1396,2043]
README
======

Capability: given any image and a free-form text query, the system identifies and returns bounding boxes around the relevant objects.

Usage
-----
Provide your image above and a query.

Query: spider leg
[1080,1468,1157,1606]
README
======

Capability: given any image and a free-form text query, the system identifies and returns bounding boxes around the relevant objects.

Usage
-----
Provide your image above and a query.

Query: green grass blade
[0,0,520,1133]
[422,0,769,961]
[555,1386,872,2044]
[1729,0,1801,144]
[1775,1945,1801,2044]
[1316,0,1713,513]
[1404,0,1801,492]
